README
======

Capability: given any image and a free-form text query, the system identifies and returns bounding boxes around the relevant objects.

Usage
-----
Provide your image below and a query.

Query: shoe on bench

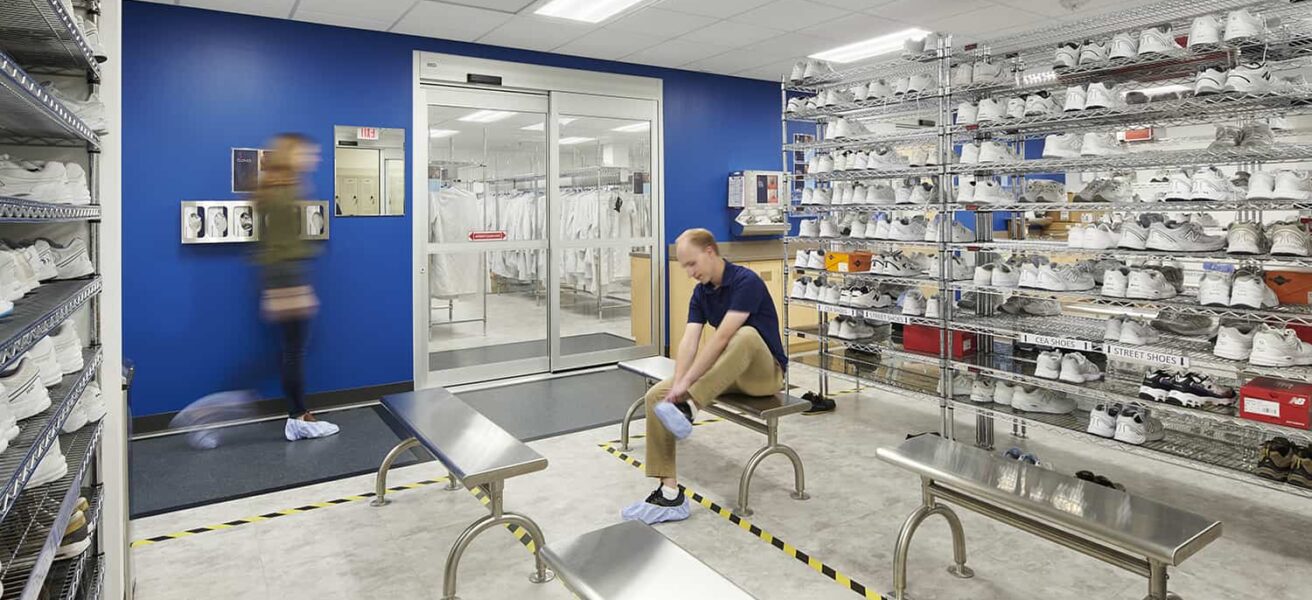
[621,485,690,524]
[654,401,695,440]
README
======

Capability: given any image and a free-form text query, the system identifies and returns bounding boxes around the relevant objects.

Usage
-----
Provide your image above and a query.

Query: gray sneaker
[1151,312,1218,337]
[1093,178,1138,202]
[1073,178,1111,202]
[1022,299,1063,316]
[1240,122,1275,147]
[1209,125,1243,149]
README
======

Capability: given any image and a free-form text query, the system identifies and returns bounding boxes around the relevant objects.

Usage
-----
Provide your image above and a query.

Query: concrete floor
[130,369,1312,600]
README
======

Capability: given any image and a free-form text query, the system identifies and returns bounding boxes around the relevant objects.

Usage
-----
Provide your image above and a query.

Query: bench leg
[441,513,555,600]
[891,501,972,600]
[736,443,809,516]
[372,437,421,507]
[619,395,645,452]
[1144,560,1182,600]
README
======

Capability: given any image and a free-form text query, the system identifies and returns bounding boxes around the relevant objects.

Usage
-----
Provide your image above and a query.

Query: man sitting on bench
[623,229,787,524]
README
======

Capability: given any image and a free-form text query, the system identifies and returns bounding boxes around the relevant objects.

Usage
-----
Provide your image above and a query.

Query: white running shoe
[1188,14,1223,48]
[1114,406,1164,445]
[1223,8,1265,42]
[0,159,69,203]
[1083,83,1121,110]
[1101,267,1129,297]
[1164,170,1193,201]
[893,77,911,96]
[1024,180,1065,203]
[959,143,981,164]
[1012,386,1076,414]
[1078,41,1108,65]
[992,263,1022,288]
[50,321,83,374]
[973,60,1004,83]
[957,102,979,125]
[1109,32,1138,60]
[1005,96,1026,119]
[1226,221,1266,255]
[889,217,927,241]
[1034,350,1063,379]
[976,98,1007,123]
[789,61,806,82]
[952,62,974,85]
[790,277,808,298]
[1223,63,1272,95]
[1119,318,1160,345]
[1126,269,1177,299]
[973,179,1011,204]
[1054,43,1079,70]
[1270,221,1312,257]
[1250,326,1312,367]
[1042,133,1082,158]
[41,238,94,279]
[978,141,1015,163]
[286,417,341,441]
[1083,223,1119,250]
[1,358,51,420]
[974,264,996,285]
[872,214,893,240]
[901,290,927,316]
[1272,170,1312,201]
[26,438,69,489]
[1198,271,1233,307]
[798,219,819,237]
[907,73,936,94]
[1230,273,1278,308]
[1145,221,1225,251]
[1017,262,1041,289]
[907,180,937,204]
[867,182,895,204]
[819,218,840,238]
[993,381,1016,407]
[29,339,63,387]
[956,178,976,203]
[1246,171,1276,200]
[1195,67,1226,95]
[1023,93,1060,116]
[970,377,995,404]
[805,250,825,270]
[43,83,107,134]
[1214,323,1257,361]
[1062,86,1087,111]
[1040,264,1096,291]
[1190,167,1235,201]
[1080,132,1123,156]
[1060,352,1102,383]
[1138,25,1182,56]
[63,162,91,205]
[1115,220,1150,251]
[803,279,821,301]
[1104,315,1125,341]
[1087,403,1120,438]
[930,255,972,281]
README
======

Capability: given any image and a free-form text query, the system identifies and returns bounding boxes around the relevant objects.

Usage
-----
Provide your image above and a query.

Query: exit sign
[357,127,379,141]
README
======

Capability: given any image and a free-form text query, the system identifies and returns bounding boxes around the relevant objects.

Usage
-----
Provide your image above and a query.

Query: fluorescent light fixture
[458,110,515,123]
[611,122,649,133]
[535,0,644,23]
[559,136,595,145]
[429,129,459,138]
[810,28,930,63]
[521,117,578,131]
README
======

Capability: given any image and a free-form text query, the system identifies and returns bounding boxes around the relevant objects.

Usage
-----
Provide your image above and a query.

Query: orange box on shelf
[1239,377,1312,431]
[1266,271,1312,306]
[826,251,872,273]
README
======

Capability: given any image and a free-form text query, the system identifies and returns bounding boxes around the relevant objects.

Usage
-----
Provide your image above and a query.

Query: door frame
[412,52,665,390]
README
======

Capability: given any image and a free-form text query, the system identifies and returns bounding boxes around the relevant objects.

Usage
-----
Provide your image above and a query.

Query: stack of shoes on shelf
[928,254,972,281]
[1137,369,1236,408]
[1089,402,1166,445]
[1256,437,1312,489]
[898,289,927,316]
[41,82,107,134]
[924,214,972,242]
[1104,315,1160,346]
[1196,266,1279,309]
[55,497,94,559]
[1,356,51,421]
[1034,349,1103,383]
[997,295,1062,316]
[24,437,68,491]
[63,382,105,434]
[788,59,835,84]
[1247,170,1312,202]
[1011,385,1077,414]
[0,155,92,204]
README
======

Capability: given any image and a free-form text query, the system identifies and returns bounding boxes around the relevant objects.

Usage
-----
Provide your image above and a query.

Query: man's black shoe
[643,484,686,507]
[803,395,836,415]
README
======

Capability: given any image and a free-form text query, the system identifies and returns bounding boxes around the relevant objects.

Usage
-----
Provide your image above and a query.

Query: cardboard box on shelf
[903,324,975,359]
[1239,377,1312,431]
[826,251,872,273]
[1266,271,1312,306]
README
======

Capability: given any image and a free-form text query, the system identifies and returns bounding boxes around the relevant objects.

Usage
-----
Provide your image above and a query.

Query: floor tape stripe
[600,443,884,600]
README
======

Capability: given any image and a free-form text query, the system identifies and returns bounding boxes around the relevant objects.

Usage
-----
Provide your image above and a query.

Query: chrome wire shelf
[950,240,1312,268]
[790,265,944,289]
[805,164,942,181]
[0,423,101,600]
[951,143,1312,175]
[82,554,102,600]
[787,91,945,121]
[951,281,1312,325]
[0,0,100,77]
[946,198,1312,212]
[790,353,945,405]
[789,203,946,215]
[0,197,99,223]
[783,128,939,152]
[785,237,942,251]
[785,297,944,328]
[787,327,946,367]
[0,50,96,148]
[785,53,941,92]
[48,487,98,600]
[0,278,101,373]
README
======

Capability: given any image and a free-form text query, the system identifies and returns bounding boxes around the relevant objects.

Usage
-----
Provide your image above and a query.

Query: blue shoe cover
[621,496,691,525]
[654,402,693,440]
[1002,447,1024,460]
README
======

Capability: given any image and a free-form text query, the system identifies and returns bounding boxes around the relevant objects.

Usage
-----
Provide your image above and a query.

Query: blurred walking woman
[255,133,340,441]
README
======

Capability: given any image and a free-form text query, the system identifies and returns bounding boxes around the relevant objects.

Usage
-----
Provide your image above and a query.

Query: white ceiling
[139,0,1140,81]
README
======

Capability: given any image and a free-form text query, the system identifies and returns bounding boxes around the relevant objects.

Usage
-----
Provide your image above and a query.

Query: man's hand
[663,380,690,404]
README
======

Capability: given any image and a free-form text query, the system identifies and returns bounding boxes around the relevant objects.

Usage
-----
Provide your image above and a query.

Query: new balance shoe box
[903,324,975,359]
[1266,271,1312,306]
[826,251,872,273]
[1239,377,1312,430]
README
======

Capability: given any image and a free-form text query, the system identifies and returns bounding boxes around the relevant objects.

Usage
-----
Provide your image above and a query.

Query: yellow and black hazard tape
[600,443,883,599]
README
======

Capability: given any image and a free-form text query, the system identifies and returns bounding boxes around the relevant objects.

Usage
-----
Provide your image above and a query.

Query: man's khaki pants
[644,326,784,479]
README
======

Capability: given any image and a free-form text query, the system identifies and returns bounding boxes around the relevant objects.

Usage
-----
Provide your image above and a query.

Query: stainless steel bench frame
[618,368,809,517]
[372,439,555,599]
[893,475,1187,600]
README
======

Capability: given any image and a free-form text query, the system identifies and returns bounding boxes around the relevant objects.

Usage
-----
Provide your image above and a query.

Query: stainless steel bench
[877,435,1222,600]
[617,356,809,516]
[542,520,757,599]
[372,387,555,599]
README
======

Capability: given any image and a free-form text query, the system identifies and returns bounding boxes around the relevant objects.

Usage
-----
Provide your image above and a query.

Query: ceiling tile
[477,14,594,52]
[179,0,296,19]
[684,48,776,75]
[929,5,1043,37]
[621,38,733,68]
[434,0,536,12]
[993,0,1133,18]
[554,27,664,60]
[800,12,904,41]
[607,7,718,38]
[735,58,800,81]
[734,0,850,32]
[293,0,417,30]
[744,31,832,59]
[680,20,782,46]
[653,0,773,19]
[867,0,996,27]
[392,2,513,40]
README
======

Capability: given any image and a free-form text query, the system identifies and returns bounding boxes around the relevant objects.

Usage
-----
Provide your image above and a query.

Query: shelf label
[1105,344,1190,368]
[864,310,912,324]
[1243,396,1281,418]
[1018,333,1094,352]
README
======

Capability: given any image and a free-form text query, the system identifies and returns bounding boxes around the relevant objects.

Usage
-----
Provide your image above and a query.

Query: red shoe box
[904,324,975,359]
[1239,377,1312,431]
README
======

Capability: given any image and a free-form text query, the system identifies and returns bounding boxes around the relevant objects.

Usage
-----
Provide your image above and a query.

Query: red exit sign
[468,231,507,241]
[357,127,379,141]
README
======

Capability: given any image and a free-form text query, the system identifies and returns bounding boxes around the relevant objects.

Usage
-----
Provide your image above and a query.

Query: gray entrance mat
[428,332,634,371]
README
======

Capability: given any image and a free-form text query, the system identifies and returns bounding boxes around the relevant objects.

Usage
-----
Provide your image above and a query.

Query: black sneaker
[643,484,687,507]
[1165,372,1235,408]
[803,393,836,415]
[1257,437,1297,482]
[1289,445,1312,489]
[1137,369,1175,402]
[1076,470,1126,491]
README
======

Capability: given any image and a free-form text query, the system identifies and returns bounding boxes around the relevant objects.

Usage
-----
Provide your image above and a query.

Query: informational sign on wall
[181,200,329,244]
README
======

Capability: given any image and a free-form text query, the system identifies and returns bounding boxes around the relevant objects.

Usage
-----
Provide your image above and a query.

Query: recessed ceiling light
[810,28,931,63]
[611,122,649,133]
[535,0,645,23]
[458,110,516,123]
[559,137,595,145]
[429,129,459,138]
[521,117,578,131]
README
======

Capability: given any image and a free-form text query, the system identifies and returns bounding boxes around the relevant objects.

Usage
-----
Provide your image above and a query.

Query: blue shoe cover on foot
[621,497,690,525]
[654,402,693,440]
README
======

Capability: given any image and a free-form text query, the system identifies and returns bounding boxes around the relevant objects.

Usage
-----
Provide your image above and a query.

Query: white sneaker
[1101,267,1131,297]
[1119,318,1160,345]
[1078,41,1109,65]
[889,217,927,241]
[1230,272,1278,308]
[973,60,1004,83]
[872,214,892,239]
[907,180,937,204]
[1119,219,1155,250]
[286,417,341,441]
[1005,96,1027,119]
[1023,93,1059,116]
[1012,386,1076,414]
[1223,8,1265,42]
[1042,133,1082,158]
[29,338,63,387]
[80,381,106,422]
[1138,25,1182,56]
[790,277,808,298]
[901,290,926,316]
[925,296,945,319]
[1034,350,1063,379]
[1080,132,1123,156]
[970,377,995,404]
[42,238,94,279]
[976,98,1007,123]
[807,250,825,270]
[907,73,936,94]
[1109,32,1138,60]
[1083,223,1119,250]
[62,162,91,204]
[1087,403,1120,437]
[799,219,819,237]
[992,262,1022,287]
[1272,170,1312,201]
[1017,262,1041,289]
[50,321,83,374]
[1114,406,1164,445]
[957,102,979,125]
[866,182,895,204]
[1198,271,1233,307]
[803,279,821,301]
[789,61,806,82]
[817,154,834,173]
[1164,170,1193,201]
[1060,352,1102,383]
[930,255,972,281]
[26,438,68,489]
[1024,180,1065,203]
[1190,167,1234,201]
[1126,269,1177,299]
[974,179,1011,204]
[1104,315,1125,341]
[0,159,69,202]
[819,218,840,238]
[867,79,893,99]
[1188,14,1224,48]
[956,178,976,203]
[794,250,809,269]
[43,83,107,133]
[1223,63,1272,94]
[1226,221,1266,255]
[973,264,996,285]
[1054,43,1079,70]
[1195,67,1226,95]
[1039,264,1095,291]
[993,381,1016,407]
[1145,221,1224,251]
[952,62,974,85]
[1250,326,1312,367]
[1270,221,1312,257]
[1214,323,1257,360]
[822,284,842,305]
[1083,83,1121,110]
[1246,171,1277,200]
[1062,85,1087,111]
[977,141,1015,163]
[893,77,911,95]
[1,358,51,419]
[959,143,981,164]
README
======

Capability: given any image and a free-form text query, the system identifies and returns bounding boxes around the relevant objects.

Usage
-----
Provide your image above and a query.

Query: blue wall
[123,1,781,417]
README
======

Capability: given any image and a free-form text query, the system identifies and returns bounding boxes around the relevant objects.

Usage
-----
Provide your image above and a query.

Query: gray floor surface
[456,368,646,442]
[428,332,634,371]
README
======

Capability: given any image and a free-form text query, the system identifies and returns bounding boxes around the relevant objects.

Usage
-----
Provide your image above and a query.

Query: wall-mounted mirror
[334,125,405,216]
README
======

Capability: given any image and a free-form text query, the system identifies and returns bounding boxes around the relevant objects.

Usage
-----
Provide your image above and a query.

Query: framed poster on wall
[232,148,261,193]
